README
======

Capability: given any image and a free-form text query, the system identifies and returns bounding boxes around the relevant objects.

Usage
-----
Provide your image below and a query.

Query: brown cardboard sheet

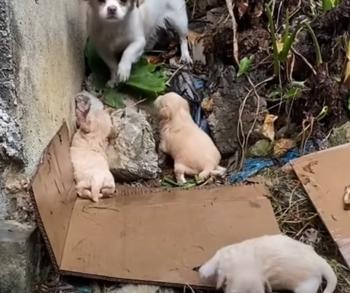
[292,144,350,267]
[31,123,280,288]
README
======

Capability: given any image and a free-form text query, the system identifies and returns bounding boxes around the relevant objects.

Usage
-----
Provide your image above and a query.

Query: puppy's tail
[198,252,224,289]
[321,259,337,293]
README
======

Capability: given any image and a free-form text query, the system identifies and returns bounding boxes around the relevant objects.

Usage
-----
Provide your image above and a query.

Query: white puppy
[154,92,225,184]
[70,92,115,202]
[198,234,337,293]
[85,0,192,87]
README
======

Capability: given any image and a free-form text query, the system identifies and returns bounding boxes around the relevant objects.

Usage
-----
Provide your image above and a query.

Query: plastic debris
[170,71,210,134]
[229,141,315,184]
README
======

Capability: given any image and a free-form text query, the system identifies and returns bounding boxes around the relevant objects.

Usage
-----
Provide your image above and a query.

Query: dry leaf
[187,31,207,65]
[237,1,249,18]
[201,97,214,113]
[262,114,278,141]
[343,185,350,210]
[276,38,284,54]
[273,138,296,157]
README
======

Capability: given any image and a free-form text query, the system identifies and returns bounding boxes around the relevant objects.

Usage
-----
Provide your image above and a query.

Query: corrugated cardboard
[292,144,350,267]
[31,123,280,288]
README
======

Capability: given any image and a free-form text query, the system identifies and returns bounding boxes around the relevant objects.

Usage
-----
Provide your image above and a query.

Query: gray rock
[329,121,350,147]
[207,65,267,156]
[107,108,160,182]
[0,109,24,163]
[0,220,38,293]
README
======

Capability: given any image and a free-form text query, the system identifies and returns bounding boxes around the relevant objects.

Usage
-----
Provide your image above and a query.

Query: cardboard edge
[290,159,349,266]
[60,270,212,290]
[29,121,75,270]
[29,186,60,272]
[114,182,270,198]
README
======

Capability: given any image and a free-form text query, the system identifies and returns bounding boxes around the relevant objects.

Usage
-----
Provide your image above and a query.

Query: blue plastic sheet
[229,141,316,184]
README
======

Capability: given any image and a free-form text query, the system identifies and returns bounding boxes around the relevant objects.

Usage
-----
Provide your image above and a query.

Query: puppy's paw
[117,62,132,83]
[106,79,118,89]
[180,53,193,65]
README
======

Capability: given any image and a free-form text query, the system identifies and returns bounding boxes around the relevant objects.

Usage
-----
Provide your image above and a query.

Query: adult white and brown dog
[154,92,225,184]
[84,0,192,87]
[198,234,337,293]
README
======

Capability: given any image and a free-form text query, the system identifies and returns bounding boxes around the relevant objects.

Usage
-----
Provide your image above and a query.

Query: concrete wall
[0,0,87,291]
[12,0,86,173]
[0,0,86,218]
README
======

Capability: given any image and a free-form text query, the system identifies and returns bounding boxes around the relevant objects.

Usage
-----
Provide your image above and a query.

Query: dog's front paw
[106,78,118,89]
[180,52,193,65]
[117,62,132,83]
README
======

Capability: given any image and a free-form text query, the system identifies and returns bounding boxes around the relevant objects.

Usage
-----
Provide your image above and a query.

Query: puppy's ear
[159,105,171,120]
[75,95,92,133]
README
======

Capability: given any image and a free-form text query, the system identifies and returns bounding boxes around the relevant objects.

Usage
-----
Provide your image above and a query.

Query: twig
[166,64,186,86]
[225,0,239,65]
[292,48,317,75]
[304,22,323,66]
[237,76,274,169]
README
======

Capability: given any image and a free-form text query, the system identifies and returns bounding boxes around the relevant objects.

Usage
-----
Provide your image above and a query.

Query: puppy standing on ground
[198,234,337,293]
[154,92,226,184]
[70,93,115,202]
[85,0,192,87]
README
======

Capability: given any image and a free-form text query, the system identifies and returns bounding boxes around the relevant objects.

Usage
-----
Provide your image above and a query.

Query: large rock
[329,121,350,147]
[207,65,267,156]
[0,221,38,293]
[107,108,160,182]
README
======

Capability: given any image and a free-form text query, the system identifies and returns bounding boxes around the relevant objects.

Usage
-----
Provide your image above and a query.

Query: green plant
[322,0,341,12]
[237,56,253,77]
[266,5,304,82]
[85,39,169,108]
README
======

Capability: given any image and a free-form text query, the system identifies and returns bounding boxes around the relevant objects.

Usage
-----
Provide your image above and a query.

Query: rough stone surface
[107,108,160,182]
[207,65,267,156]
[329,121,350,147]
[0,221,38,293]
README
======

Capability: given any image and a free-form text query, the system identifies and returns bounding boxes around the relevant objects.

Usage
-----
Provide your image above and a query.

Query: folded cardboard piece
[292,144,350,267]
[31,123,280,288]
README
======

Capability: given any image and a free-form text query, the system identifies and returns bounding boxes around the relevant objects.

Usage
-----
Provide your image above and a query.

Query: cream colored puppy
[198,234,337,293]
[154,92,225,184]
[70,93,115,202]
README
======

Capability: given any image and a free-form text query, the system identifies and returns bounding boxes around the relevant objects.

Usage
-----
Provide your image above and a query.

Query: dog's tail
[321,258,337,293]
[198,252,224,289]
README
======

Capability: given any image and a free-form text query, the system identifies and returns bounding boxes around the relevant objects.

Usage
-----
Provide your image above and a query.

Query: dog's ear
[75,95,92,133]
[159,105,171,120]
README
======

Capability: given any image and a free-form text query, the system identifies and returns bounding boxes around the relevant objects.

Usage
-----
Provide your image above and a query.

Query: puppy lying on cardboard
[70,92,115,202]
[198,234,337,293]
[154,92,225,184]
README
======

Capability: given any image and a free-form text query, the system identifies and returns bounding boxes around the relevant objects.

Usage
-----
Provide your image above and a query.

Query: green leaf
[237,56,253,77]
[84,39,169,102]
[103,88,125,109]
[347,95,350,112]
[322,0,335,11]
[125,58,168,98]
